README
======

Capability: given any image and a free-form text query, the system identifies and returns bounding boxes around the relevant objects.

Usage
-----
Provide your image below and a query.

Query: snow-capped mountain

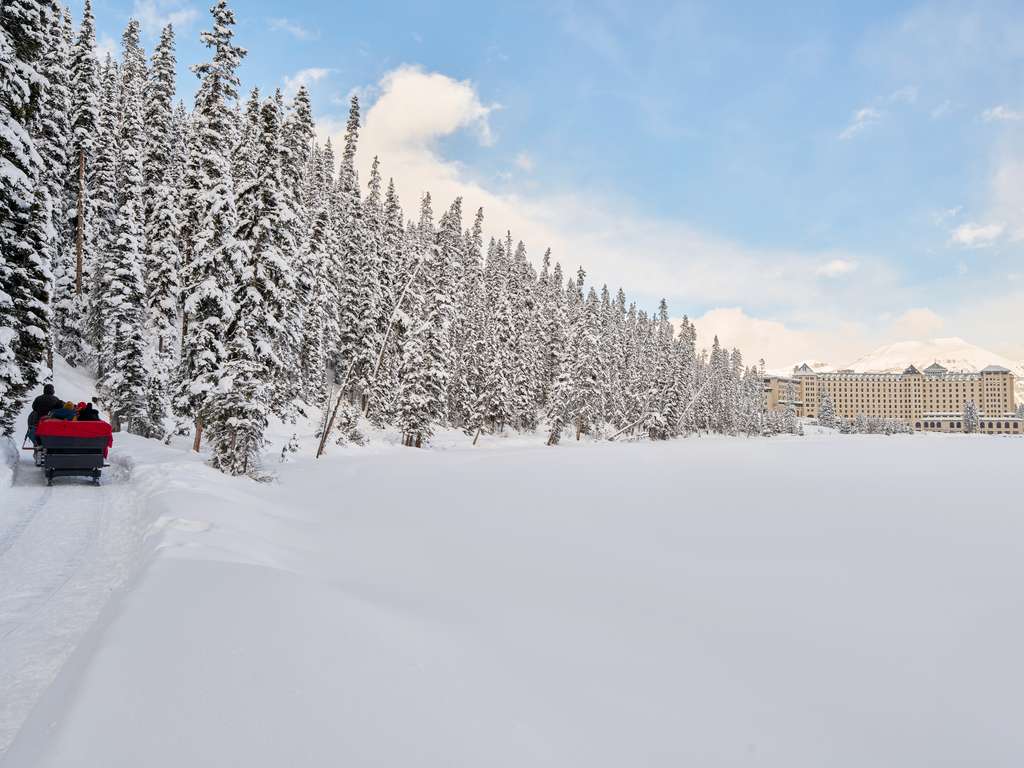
[845,337,1024,378]
[784,338,1024,400]
[787,338,1024,401]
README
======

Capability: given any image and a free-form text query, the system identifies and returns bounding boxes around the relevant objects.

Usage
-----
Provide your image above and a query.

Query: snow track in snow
[0,452,152,757]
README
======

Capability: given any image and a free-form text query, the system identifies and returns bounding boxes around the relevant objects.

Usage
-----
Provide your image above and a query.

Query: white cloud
[950,221,1005,247]
[930,100,954,119]
[889,85,918,104]
[816,259,858,278]
[689,307,955,372]
[889,308,944,339]
[690,308,833,369]
[131,0,198,37]
[838,107,882,140]
[269,17,318,40]
[283,67,332,97]
[982,105,1024,122]
[95,34,117,62]
[930,206,962,225]
[362,66,498,150]
[514,152,534,172]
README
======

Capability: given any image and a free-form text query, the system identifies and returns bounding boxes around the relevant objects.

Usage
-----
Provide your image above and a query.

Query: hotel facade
[764,363,1020,434]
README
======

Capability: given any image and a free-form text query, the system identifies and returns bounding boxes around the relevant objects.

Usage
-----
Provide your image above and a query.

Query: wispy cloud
[514,152,535,172]
[816,259,858,278]
[890,307,944,338]
[888,85,918,104]
[838,107,882,140]
[950,221,1005,247]
[131,0,198,37]
[283,67,332,97]
[982,105,1024,122]
[269,17,318,40]
[930,100,954,119]
[931,206,962,225]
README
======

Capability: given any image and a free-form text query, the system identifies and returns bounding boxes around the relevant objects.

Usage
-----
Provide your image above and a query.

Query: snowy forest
[1,0,789,476]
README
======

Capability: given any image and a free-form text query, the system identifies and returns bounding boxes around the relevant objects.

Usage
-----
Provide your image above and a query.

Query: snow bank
[6,428,1024,767]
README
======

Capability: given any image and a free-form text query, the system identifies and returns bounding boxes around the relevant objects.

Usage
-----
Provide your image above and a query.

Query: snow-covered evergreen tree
[86,53,119,367]
[142,23,180,430]
[818,390,836,428]
[963,399,979,434]
[334,95,380,403]
[175,0,246,450]
[37,6,73,368]
[296,153,336,407]
[232,94,295,415]
[0,0,52,435]
[58,0,100,365]
[98,20,153,436]
[366,174,405,426]
[395,194,447,446]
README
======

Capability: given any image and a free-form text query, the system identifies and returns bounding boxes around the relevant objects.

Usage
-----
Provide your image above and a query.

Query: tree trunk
[472,428,481,446]
[192,418,203,452]
[75,149,85,295]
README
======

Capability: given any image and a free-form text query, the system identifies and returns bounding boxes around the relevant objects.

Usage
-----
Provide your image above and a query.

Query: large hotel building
[764,363,1020,434]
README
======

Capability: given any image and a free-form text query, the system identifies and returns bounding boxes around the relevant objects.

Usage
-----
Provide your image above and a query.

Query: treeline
[1,0,789,476]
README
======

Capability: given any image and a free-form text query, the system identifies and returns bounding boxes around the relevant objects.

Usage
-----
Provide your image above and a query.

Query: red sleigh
[33,418,114,486]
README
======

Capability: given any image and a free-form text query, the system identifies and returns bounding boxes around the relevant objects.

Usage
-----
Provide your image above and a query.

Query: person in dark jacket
[77,402,100,421]
[31,384,62,420]
[27,384,62,445]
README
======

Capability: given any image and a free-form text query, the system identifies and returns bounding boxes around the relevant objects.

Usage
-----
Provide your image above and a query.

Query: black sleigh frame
[35,434,108,485]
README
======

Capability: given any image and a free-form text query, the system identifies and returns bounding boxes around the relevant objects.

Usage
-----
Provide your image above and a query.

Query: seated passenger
[31,384,62,420]
[77,401,101,421]
[49,401,78,420]
[27,384,62,446]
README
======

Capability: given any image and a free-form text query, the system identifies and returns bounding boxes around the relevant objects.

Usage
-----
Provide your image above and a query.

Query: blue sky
[79,0,1024,366]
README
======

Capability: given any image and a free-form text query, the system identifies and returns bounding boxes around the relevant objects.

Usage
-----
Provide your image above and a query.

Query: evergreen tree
[334,95,379,402]
[99,21,153,436]
[143,23,180,430]
[38,6,74,366]
[395,194,447,446]
[296,154,336,407]
[175,0,246,449]
[366,175,405,426]
[205,322,267,475]
[60,0,100,365]
[963,399,979,434]
[0,0,52,435]
[232,95,295,413]
[818,390,836,428]
[86,53,119,366]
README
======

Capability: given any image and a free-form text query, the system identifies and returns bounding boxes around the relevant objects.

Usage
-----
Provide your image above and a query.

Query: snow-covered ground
[2,368,1024,766]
